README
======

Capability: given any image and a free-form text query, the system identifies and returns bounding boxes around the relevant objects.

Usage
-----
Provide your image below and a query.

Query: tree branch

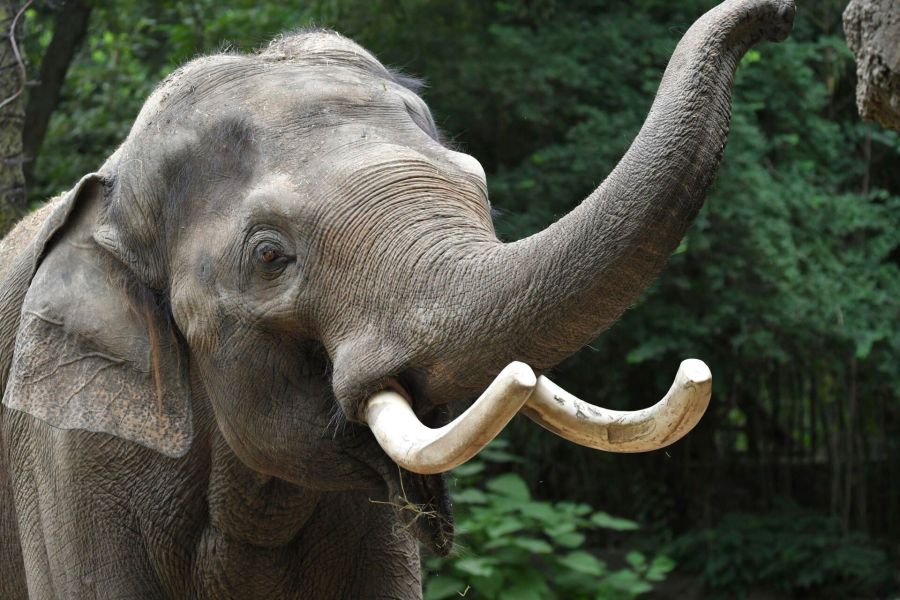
[22,0,92,184]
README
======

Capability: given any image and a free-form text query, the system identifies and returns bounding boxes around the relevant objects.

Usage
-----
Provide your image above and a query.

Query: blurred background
[9,0,900,597]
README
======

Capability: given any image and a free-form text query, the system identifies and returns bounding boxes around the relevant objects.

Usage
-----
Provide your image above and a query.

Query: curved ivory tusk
[520,359,712,452]
[364,362,537,475]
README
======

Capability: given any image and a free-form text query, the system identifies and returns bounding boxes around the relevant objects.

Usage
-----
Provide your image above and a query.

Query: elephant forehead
[256,69,389,110]
[134,58,416,144]
[259,30,388,75]
[256,74,428,144]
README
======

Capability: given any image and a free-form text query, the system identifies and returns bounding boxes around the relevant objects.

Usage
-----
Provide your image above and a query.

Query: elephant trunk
[457,0,794,379]
[356,0,796,473]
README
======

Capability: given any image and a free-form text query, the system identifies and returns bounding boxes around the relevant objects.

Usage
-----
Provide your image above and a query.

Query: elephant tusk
[520,359,712,452]
[364,362,537,475]
[366,359,710,473]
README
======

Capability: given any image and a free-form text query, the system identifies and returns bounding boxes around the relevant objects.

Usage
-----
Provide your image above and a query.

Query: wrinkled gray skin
[0,1,794,598]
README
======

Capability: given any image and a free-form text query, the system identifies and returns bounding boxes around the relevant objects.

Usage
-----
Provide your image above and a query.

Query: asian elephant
[0,0,794,598]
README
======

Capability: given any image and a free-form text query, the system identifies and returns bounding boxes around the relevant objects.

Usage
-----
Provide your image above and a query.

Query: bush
[423,440,674,600]
[666,502,897,599]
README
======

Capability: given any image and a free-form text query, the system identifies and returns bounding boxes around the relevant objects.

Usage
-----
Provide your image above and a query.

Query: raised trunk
[464,0,794,374]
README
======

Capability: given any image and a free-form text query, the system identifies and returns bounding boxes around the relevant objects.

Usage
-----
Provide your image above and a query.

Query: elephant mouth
[362,381,454,554]
[361,359,712,554]
[387,468,454,556]
[375,376,455,555]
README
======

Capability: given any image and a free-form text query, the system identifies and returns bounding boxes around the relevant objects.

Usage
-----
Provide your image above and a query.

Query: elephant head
[3,0,794,556]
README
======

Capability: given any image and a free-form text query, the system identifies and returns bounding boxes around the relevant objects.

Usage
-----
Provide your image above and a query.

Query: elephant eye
[259,245,282,263]
[254,242,290,268]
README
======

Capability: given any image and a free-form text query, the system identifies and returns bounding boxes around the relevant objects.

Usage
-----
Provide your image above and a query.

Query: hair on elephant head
[1,1,795,595]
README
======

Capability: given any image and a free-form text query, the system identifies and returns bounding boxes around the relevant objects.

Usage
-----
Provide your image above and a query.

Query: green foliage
[423,440,674,600]
[667,503,896,598]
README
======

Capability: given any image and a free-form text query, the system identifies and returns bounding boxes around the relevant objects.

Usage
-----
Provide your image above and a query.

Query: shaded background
[17,0,900,597]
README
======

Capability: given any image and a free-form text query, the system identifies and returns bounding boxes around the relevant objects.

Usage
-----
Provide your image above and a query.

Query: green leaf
[486,473,531,501]
[519,501,557,522]
[452,462,486,478]
[470,571,505,597]
[490,495,527,514]
[558,551,607,576]
[499,583,544,600]
[455,557,496,578]
[741,48,761,64]
[625,551,646,570]
[424,576,468,600]
[591,512,640,531]
[646,556,676,581]
[511,537,554,554]
[604,569,653,595]
[486,516,525,539]
[552,531,586,548]
[546,521,576,537]
[499,570,549,600]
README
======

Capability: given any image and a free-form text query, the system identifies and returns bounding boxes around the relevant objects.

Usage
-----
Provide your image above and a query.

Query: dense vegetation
[22,1,899,597]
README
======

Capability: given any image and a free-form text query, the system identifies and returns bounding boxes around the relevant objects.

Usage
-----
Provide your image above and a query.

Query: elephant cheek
[170,282,221,355]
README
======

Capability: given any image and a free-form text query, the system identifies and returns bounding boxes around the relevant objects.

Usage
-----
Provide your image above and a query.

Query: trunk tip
[757,0,796,43]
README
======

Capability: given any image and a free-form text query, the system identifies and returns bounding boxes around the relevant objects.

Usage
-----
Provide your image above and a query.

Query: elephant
[0,0,794,598]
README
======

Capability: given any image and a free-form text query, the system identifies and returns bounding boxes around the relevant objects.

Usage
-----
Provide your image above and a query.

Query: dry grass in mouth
[367,466,452,535]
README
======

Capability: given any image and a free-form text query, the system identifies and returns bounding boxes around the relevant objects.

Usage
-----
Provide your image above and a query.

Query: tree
[22,0,91,184]
[0,0,26,235]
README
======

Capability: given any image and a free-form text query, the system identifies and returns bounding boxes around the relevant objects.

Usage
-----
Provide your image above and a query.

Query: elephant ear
[2,174,192,457]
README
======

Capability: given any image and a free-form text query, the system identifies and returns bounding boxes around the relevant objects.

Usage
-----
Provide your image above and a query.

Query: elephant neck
[191,402,422,598]
[206,432,321,546]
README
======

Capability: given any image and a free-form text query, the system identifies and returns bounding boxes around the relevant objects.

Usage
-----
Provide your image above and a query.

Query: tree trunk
[0,0,26,236]
[843,0,900,131]
[23,0,92,184]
